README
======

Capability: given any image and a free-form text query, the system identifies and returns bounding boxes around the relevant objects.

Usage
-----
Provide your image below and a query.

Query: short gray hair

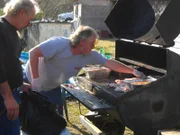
[69,25,99,47]
[3,0,40,16]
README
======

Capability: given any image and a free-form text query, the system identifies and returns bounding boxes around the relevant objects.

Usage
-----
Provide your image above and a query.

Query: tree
[0,0,5,8]
[0,0,75,19]
[34,11,44,20]
[36,0,75,19]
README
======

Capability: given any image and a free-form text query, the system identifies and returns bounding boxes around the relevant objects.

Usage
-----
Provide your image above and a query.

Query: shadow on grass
[67,121,91,135]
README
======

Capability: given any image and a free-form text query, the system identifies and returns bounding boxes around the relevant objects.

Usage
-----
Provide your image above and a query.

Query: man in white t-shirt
[25,25,145,115]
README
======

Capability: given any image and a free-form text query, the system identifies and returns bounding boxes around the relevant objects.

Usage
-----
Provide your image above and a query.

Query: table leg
[61,88,69,121]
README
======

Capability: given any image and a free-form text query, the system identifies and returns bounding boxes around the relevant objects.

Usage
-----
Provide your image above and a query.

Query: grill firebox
[73,38,180,135]
[103,0,180,133]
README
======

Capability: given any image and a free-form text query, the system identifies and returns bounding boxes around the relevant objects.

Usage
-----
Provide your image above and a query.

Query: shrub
[0,9,4,16]
[33,11,44,20]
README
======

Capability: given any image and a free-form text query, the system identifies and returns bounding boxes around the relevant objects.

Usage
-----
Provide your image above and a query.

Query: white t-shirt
[25,37,107,91]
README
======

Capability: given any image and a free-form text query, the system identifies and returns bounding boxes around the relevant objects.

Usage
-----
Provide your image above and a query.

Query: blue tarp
[20,51,29,83]
[20,51,29,65]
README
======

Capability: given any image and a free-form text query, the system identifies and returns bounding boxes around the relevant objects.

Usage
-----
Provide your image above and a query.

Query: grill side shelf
[61,84,115,111]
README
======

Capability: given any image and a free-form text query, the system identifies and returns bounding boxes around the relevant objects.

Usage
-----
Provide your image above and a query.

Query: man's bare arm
[29,45,43,79]
[0,82,19,120]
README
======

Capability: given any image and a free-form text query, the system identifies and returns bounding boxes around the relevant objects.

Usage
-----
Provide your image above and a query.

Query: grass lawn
[66,100,133,135]
[66,38,134,135]
[94,38,116,57]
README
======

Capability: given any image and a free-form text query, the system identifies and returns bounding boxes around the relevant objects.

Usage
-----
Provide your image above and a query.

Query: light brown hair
[69,25,99,47]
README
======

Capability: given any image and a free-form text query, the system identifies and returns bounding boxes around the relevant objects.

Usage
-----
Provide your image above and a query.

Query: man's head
[70,25,99,55]
[3,0,40,30]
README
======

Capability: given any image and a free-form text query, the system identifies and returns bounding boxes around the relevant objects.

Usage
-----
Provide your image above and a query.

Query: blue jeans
[0,89,20,135]
[40,87,63,115]
[60,128,71,135]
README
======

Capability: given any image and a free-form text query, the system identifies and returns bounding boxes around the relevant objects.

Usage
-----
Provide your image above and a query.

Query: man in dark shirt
[0,0,39,135]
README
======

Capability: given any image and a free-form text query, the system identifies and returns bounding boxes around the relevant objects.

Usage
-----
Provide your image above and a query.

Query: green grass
[66,100,91,135]
[66,100,133,135]
[95,38,116,57]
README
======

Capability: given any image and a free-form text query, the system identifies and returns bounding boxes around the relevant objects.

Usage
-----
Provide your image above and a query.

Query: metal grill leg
[61,88,69,121]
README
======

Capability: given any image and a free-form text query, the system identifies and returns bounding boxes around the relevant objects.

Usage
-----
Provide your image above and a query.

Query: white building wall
[27,22,71,50]
[74,0,115,31]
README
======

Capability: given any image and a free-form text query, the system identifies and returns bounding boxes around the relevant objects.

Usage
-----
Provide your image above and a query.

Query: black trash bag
[19,89,67,135]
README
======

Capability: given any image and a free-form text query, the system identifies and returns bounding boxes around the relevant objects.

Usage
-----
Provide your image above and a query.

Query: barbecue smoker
[61,0,180,135]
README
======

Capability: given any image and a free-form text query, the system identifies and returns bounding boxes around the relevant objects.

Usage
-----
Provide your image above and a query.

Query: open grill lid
[105,0,180,46]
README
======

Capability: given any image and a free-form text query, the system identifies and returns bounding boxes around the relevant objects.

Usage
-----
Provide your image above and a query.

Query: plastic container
[83,66,111,79]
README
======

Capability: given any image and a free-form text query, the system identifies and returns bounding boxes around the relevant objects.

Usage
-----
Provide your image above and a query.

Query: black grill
[62,0,180,135]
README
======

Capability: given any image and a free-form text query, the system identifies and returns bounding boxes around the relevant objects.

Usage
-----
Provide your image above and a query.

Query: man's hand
[4,96,19,120]
[21,82,31,93]
[132,69,146,78]
[0,82,19,120]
